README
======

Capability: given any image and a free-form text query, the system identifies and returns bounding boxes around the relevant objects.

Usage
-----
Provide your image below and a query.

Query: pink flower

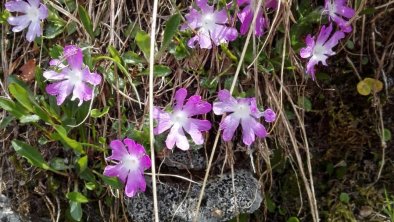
[153,88,212,150]
[299,23,345,80]
[181,0,238,49]
[104,138,151,198]
[5,0,48,42]
[237,0,267,37]
[213,90,275,146]
[43,45,102,106]
[324,0,355,33]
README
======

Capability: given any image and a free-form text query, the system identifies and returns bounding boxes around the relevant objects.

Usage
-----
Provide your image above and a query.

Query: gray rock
[126,170,262,222]
[163,149,206,170]
[0,194,23,222]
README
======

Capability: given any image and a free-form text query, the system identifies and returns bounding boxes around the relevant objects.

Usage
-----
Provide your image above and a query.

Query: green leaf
[0,98,26,118]
[108,46,122,64]
[140,65,172,77]
[122,51,144,64]
[69,201,82,221]
[52,125,84,154]
[11,140,51,170]
[91,106,110,118]
[77,155,88,174]
[383,128,391,142]
[20,115,40,123]
[8,83,34,112]
[50,158,70,171]
[49,45,63,58]
[85,182,96,190]
[0,115,14,129]
[340,192,350,203]
[161,14,181,52]
[78,5,95,39]
[100,175,123,189]
[66,192,89,203]
[297,96,312,112]
[135,30,151,60]
[0,10,10,24]
[287,217,300,222]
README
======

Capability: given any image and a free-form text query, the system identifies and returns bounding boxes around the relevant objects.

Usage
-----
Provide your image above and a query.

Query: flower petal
[38,4,48,20]
[183,121,204,145]
[213,90,238,115]
[139,155,151,170]
[323,30,345,54]
[241,117,256,145]
[182,8,202,30]
[238,7,253,35]
[187,32,212,49]
[25,21,41,42]
[263,108,276,122]
[108,140,129,161]
[210,25,238,45]
[254,11,266,37]
[71,82,93,106]
[46,80,73,105]
[8,15,30,32]
[43,70,66,80]
[125,171,146,197]
[183,95,212,116]
[300,34,315,58]
[190,119,212,131]
[82,68,102,85]
[214,9,228,24]
[196,0,213,13]
[166,124,189,150]
[317,24,333,45]
[220,114,240,141]
[153,107,173,134]
[103,164,128,183]
[49,59,66,69]
[123,138,146,156]
[64,45,83,69]
[27,0,39,8]
[237,0,250,6]
[174,88,187,110]
[5,1,30,13]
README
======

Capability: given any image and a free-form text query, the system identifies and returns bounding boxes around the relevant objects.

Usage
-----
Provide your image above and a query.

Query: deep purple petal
[153,107,173,134]
[82,68,101,85]
[139,155,151,170]
[38,4,48,20]
[123,138,146,156]
[45,80,73,105]
[125,171,146,197]
[263,108,276,122]
[71,82,93,106]
[25,21,41,42]
[64,45,83,69]
[5,1,29,13]
[237,0,250,6]
[254,11,266,37]
[238,7,252,35]
[166,124,189,150]
[317,24,333,45]
[183,95,212,116]
[108,140,129,161]
[43,70,66,80]
[220,114,240,141]
[174,88,187,110]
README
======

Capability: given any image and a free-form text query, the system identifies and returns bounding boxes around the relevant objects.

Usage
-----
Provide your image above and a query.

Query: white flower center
[171,110,188,126]
[313,43,326,61]
[326,1,337,16]
[26,6,39,21]
[233,103,251,119]
[122,154,140,171]
[68,69,83,85]
[201,13,216,32]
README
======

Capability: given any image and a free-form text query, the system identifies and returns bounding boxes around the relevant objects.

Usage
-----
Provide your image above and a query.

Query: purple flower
[43,45,102,106]
[213,89,275,146]
[324,0,355,33]
[299,23,345,79]
[103,138,151,198]
[265,0,279,10]
[181,0,238,49]
[153,88,212,150]
[5,0,48,42]
[237,0,267,37]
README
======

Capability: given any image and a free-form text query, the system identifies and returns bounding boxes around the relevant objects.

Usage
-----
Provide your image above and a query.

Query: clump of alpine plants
[237,0,278,37]
[300,23,345,79]
[104,138,151,197]
[324,0,355,33]
[213,89,276,146]
[181,0,238,49]
[43,45,102,106]
[153,88,212,150]
[5,0,48,42]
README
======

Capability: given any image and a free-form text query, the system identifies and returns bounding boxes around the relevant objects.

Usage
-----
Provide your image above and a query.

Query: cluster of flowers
[300,0,355,80]
[5,0,277,198]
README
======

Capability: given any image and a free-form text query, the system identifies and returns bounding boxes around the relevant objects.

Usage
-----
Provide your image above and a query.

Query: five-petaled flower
[181,0,238,49]
[43,45,102,106]
[153,88,212,150]
[237,0,268,37]
[324,0,355,33]
[5,0,48,42]
[103,138,151,198]
[213,89,276,146]
[299,23,345,80]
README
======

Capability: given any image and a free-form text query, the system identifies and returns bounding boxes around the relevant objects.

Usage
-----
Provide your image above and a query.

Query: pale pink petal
[166,124,189,150]
[8,15,30,32]
[71,82,93,106]
[220,114,240,141]
[182,8,202,30]
[5,1,30,13]
[211,25,238,45]
[189,119,211,131]
[187,32,212,49]
[43,70,66,80]
[45,80,73,105]
[103,164,128,183]
[324,30,345,54]
[305,58,319,79]
[108,140,129,161]
[213,90,237,115]
[183,95,212,116]
[153,107,173,134]
[64,45,83,69]
[241,117,256,145]
[82,68,101,85]
[196,0,213,13]
[49,59,66,68]
[183,121,204,145]
[125,171,146,197]
[25,21,41,42]
[174,88,187,110]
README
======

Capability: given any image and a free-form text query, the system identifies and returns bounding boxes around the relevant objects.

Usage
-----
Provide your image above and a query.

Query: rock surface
[126,170,262,222]
[163,149,206,170]
[0,194,23,222]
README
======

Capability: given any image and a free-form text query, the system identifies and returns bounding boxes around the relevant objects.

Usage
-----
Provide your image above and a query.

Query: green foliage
[11,140,51,170]
[161,13,181,53]
[135,30,151,60]
[140,65,172,77]
[78,5,95,39]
